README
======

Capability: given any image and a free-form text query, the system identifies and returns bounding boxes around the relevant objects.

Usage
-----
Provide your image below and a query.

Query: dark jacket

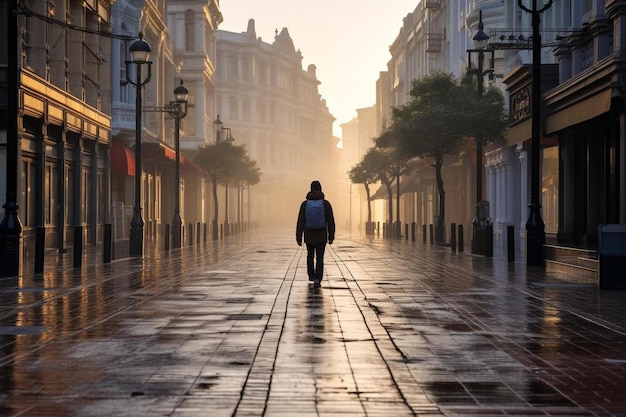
[296,190,335,245]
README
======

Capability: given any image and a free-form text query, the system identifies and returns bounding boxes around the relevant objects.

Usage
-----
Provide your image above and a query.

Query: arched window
[185,10,194,50]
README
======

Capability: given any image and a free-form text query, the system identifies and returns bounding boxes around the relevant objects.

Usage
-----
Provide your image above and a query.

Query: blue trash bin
[598,224,626,290]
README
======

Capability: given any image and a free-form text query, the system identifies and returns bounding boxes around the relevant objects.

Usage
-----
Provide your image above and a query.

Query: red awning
[180,154,208,178]
[142,142,176,163]
[110,139,135,176]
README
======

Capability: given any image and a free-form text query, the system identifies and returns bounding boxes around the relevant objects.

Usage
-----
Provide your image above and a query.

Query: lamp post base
[0,203,22,277]
[471,225,493,257]
[212,220,219,241]
[172,212,182,249]
[526,202,545,266]
[129,207,144,257]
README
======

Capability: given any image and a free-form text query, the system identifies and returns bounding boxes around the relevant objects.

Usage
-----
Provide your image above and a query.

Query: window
[229,96,238,120]
[82,167,90,224]
[66,164,74,225]
[228,56,238,81]
[542,146,559,234]
[119,45,128,103]
[185,10,195,51]
[19,159,36,227]
[44,163,58,225]
[243,99,251,121]
[97,170,104,224]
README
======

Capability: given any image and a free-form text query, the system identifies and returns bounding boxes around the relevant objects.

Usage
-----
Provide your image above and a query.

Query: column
[618,113,626,224]
[518,150,529,234]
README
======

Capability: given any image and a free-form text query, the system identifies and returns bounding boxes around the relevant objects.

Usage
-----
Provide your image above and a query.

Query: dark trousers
[306,241,326,281]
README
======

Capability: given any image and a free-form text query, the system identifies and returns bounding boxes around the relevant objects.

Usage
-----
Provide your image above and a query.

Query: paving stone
[0,231,625,416]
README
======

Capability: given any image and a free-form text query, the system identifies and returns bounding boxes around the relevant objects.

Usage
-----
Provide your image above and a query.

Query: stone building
[215,19,336,228]
[110,0,222,253]
[0,0,113,264]
[368,0,563,252]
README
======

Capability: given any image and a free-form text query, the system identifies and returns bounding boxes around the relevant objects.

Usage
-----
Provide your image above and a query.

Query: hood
[306,190,324,200]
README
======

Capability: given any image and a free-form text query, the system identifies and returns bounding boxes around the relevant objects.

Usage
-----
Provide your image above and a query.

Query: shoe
[308,276,315,281]
[313,279,321,288]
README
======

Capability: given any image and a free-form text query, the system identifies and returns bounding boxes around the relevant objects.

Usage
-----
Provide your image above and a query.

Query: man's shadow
[300,284,325,348]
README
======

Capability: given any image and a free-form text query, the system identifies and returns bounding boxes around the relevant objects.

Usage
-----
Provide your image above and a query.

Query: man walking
[296,180,335,287]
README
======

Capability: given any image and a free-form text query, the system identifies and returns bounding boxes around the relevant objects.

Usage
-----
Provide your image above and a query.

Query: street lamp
[169,81,189,249]
[467,10,494,256]
[212,116,222,240]
[213,116,235,236]
[125,32,152,257]
[518,0,554,266]
[213,114,222,140]
[0,0,23,277]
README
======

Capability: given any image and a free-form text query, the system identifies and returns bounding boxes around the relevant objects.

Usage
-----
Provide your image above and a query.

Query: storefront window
[542,146,559,234]
[66,165,74,225]
[44,163,58,225]
[20,159,36,227]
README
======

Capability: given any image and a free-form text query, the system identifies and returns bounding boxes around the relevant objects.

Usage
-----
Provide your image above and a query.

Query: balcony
[426,33,444,52]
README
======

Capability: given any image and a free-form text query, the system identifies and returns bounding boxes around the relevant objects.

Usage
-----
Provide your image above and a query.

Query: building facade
[358,0,624,269]
[215,20,336,228]
[110,0,221,253]
[364,0,568,253]
[1,0,113,263]
[540,0,625,241]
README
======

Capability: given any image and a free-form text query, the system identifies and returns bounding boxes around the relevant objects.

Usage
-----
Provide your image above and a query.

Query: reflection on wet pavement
[0,231,625,416]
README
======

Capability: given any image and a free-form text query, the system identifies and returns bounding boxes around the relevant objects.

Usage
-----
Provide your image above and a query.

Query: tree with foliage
[381,72,507,242]
[233,154,261,225]
[194,140,257,236]
[376,130,409,237]
[348,157,378,233]
[360,146,398,226]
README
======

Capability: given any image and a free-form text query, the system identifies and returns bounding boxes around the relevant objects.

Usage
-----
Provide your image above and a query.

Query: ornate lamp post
[212,116,235,237]
[219,124,234,235]
[125,33,152,256]
[467,10,494,256]
[169,81,189,248]
[0,0,23,277]
[212,115,222,240]
[518,0,554,266]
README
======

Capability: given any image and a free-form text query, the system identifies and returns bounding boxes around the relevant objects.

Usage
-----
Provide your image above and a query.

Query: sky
[218,0,416,137]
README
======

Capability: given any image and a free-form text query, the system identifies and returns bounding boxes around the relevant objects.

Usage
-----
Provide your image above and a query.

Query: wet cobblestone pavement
[2,230,626,416]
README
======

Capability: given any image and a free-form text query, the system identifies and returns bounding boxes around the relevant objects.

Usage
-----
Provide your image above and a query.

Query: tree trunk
[435,155,445,243]
[382,178,393,224]
[212,176,219,223]
[365,183,374,235]
[364,183,372,223]
[395,173,401,239]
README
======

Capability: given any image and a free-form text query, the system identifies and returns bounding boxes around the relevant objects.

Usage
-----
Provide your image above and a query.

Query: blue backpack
[305,200,325,230]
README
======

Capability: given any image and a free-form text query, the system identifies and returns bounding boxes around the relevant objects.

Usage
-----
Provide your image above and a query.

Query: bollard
[451,223,457,252]
[429,224,434,244]
[405,224,409,241]
[189,223,194,245]
[377,222,380,236]
[507,225,515,262]
[212,221,218,241]
[103,224,112,263]
[220,223,224,239]
[73,226,83,268]
[423,224,426,243]
[35,226,45,273]
[458,224,464,252]
[204,223,208,243]
[164,224,170,251]
[411,222,416,242]
[197,222,201,244]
